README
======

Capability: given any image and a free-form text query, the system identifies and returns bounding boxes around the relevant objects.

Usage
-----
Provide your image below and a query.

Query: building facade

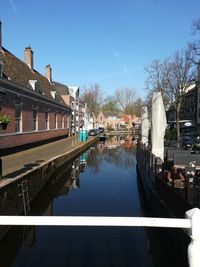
[97,111,122,130]
[0,24,71,151]
[166,64,200,134]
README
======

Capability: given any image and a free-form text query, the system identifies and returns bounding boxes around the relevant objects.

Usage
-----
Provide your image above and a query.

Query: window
[33,109,38,131]
[29,80,42,94]
[62,114,65,128]
[15,105,21,132]
[45,112,49,130]
[55,113,57,129]
[71,113,74,126]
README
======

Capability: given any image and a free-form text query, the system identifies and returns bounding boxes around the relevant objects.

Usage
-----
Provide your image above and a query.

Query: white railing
[0,208,200,267]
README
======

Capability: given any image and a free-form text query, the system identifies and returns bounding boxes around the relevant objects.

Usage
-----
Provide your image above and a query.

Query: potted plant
[0,114,11,130]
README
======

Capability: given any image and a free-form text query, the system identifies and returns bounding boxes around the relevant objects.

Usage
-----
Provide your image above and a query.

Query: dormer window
[29,80,41,94]
[51,90,57,100]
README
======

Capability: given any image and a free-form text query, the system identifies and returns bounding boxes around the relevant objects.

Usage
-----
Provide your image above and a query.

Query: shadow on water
[137,175,190,267]
[0,135,153,267]
[82,241,95,267]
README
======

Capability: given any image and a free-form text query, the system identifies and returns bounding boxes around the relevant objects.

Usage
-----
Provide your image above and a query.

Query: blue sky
[1,0,200,99]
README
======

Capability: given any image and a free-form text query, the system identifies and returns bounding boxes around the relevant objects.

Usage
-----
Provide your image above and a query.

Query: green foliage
[0,114,11,124]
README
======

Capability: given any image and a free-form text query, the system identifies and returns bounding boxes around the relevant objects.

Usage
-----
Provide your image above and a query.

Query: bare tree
[189,18,200,64]
[193,18,200,32]
[81,83,103,114]
[145,59,165,92]
[115,87,137,114]
[102,96,120,112]
[145,47,195,145]
[145,59,170,107]
[163,48,195,144]
[132,98,144,117]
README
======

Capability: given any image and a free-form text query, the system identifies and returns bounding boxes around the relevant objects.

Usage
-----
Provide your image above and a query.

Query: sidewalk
[1,135,96,179]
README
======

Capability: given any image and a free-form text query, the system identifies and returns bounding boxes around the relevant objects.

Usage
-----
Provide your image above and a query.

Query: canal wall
[0,136,98,239]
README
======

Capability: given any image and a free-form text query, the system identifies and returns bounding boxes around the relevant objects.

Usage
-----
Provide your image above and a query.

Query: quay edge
[0,136,99,239]
[136,142,193,218]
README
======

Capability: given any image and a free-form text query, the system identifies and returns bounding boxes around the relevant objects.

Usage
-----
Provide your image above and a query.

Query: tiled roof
[54,82,72,106]
[34,70,55,98]
[0,47,65,104]
[54,82,69,95]
[121,114,137,123]
[0,48,36,90]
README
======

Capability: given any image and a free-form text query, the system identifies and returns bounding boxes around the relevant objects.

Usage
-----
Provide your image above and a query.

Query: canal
[0,135,188,267]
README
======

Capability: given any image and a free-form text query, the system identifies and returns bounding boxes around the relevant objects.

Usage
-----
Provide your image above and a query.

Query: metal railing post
[1,208,200,266]
[185,208,200,267]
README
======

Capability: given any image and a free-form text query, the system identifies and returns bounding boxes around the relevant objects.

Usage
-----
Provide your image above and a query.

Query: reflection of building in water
[105,136,121,149]
[123,136,136,149]
[58,159,81,197]
[97,135,135,151]
[97,142,105,154]
[104,135,134,149]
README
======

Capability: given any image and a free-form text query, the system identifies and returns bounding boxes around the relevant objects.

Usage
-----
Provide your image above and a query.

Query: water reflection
[87,135,136,173]
[1,135,151,267]
[137,175,189,267]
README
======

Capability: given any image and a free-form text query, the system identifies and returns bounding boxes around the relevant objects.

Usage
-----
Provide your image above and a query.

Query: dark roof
[34,70,55,98]
[54,82,69,95]
[0,48,66,105]
[0,48,36,90]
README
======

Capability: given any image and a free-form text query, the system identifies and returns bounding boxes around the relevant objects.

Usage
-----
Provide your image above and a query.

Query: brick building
[0,23,71,151]
[97,111,122,130]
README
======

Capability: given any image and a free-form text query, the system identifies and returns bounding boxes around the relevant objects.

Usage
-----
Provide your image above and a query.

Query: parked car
[98,127,105,133]
[181,135,196,150]
[88,129,98,136]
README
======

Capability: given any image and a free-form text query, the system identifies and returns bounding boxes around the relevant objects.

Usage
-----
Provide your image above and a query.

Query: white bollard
[185,208,200,267]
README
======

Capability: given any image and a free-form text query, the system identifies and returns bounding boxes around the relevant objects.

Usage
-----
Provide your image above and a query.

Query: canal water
[0,135,188,267]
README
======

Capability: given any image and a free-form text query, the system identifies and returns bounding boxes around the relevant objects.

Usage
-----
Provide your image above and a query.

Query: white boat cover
[141,106,150,146]
[151,91,167,161]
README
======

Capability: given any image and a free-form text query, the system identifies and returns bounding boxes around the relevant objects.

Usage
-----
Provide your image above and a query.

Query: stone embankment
[0,135,98,238]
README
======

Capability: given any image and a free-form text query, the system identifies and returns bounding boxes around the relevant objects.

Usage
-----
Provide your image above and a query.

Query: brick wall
[0,129,69,149]
[0,83,71,150]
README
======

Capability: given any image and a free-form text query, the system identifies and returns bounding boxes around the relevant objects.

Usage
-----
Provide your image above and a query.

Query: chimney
[24,47,34,70]
[45,64,52,83]
[0,21,3,52]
